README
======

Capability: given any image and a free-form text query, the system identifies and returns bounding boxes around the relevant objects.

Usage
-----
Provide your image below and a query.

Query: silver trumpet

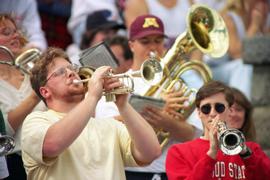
[0,134,15,156]
[73,52,163,102]
[217,122,245,155]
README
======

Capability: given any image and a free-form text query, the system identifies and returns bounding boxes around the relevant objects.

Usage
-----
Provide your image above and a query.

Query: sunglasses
[44,64,79,85]
[200,103,226,115]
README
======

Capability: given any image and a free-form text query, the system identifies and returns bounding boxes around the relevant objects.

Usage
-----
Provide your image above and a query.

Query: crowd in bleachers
[0,0,270,179]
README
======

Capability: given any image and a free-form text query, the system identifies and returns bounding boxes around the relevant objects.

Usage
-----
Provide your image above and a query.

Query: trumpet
[217,122,245,155]
[73,52,163,102]
[0,134,15,156]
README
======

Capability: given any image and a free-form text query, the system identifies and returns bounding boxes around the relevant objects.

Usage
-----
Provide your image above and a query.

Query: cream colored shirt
[21,109,138,180]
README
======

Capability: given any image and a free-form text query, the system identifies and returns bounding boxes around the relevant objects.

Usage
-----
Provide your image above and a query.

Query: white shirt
[0,75,46,153]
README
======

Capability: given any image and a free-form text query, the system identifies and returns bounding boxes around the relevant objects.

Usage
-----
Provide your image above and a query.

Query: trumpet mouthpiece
[73,78,90,84]
[73,79,81,84]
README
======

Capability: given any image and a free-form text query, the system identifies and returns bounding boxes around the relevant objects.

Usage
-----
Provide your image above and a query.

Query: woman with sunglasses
[0,14,46,179]
[165,81,270,180]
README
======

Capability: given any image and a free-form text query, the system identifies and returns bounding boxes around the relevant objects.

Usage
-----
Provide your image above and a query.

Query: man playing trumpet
[166,81,270,180]
[20,47,161,180]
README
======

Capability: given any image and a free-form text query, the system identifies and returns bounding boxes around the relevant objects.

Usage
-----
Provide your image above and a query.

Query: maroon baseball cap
[129,14,166,40]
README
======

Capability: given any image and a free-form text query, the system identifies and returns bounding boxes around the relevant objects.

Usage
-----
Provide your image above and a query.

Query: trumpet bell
[141,56,163,85]
[0,135,15,156]
[217,122,245,155]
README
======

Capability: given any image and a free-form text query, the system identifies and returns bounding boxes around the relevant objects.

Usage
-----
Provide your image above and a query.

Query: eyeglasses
[200,103,226,115]
[44,64,79,85]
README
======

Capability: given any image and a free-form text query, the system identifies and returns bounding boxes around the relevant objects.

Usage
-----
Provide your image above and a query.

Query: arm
[221,13,242,60]
[7,90,41,131]
[142,107,195,141]
[21,0,47,50]
[124,0,148,28]
[141,89,196,142]
[42,66,111,157]
[246,2,267,37]
[115,94,161,165]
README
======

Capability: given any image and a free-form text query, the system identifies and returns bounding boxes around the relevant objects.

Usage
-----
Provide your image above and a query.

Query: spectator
[166,81,270,180]
[68,0,122,46]
[66,9,125,65]
[124,0,192,48]
[0,14,46,180]
[227,87,256,141]
[105,35,133,74]
[0,0,47,51]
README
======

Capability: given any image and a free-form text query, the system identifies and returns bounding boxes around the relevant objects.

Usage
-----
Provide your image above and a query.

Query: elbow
[42,139,62,158]
[154,146,162,160]
[145,145,162,164]
[135,144,162,166]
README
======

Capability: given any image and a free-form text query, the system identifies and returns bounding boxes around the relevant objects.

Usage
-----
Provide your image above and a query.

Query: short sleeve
[21,111,57,166]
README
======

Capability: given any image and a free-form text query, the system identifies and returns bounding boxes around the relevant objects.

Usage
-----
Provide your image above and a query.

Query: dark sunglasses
[200,103,226,115]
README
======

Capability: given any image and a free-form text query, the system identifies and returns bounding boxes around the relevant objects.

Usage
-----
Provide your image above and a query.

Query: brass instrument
[0,45,15,66]
[74,54,163,102]
[143,4,229,148]
[217,122,245,155]
[0,134,15,156]
[0,45,41,74]
[15,48,41,74]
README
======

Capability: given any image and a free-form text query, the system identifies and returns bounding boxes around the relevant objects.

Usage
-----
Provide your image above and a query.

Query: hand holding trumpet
[74,66,131,105]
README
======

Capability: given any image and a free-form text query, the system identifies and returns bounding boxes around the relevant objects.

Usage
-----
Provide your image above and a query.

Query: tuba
[75,53,163,102]
[0,45,41,74]
[143,4,229,148]
[0,134,15,156]
[217,122,245,155]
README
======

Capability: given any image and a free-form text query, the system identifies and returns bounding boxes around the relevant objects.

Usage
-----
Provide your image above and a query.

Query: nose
[209,106,218,118]
[66,68,76,78]
[11,30,20,38]
[148,41,160,51]
[230,108,237,117]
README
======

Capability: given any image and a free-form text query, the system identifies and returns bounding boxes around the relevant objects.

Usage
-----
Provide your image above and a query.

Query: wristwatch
[240,147,252,159]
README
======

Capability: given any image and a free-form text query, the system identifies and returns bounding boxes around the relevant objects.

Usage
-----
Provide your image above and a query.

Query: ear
[128,41,135,52]
[197,107,203,119]
[39,86,50,99]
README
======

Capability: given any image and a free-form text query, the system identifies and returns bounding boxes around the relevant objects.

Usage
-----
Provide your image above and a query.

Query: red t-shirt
[166,138,270,180]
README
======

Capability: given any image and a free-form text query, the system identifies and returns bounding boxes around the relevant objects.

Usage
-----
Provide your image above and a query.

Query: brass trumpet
[0,134,15,156]
[73,53,163,102]
[217,122,245,155]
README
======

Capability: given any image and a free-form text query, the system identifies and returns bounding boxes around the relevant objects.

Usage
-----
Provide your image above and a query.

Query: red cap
[129,14,166,40]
